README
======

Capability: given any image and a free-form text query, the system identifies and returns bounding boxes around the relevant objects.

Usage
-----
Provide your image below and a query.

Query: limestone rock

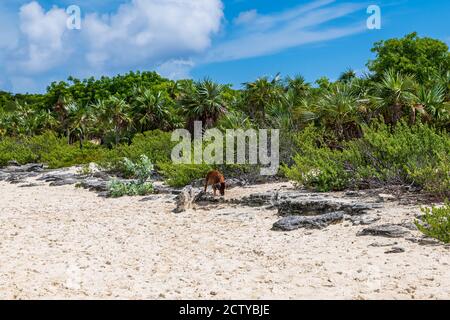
[173,186,201,213]
[272,211,344,231]
[357,224,411,238]
[385,246,405,254]
[377,193,396,202]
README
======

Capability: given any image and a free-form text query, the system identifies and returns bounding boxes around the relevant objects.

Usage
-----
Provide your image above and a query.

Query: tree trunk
[115,126,120,145]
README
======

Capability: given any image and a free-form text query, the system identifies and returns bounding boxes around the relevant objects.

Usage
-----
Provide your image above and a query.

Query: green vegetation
[415,202,450,243]
[283,123,450,196]
[107,155,154,197]
[0,132,107,168]
[1,33,449,196]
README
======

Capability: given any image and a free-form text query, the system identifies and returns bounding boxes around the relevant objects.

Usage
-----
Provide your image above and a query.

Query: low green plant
[102,130,174,175]
[107,179,154,197]
[415,201,450,243]
[107,155,155,197]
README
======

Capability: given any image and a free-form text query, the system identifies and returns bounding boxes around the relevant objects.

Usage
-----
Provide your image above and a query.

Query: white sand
[0,179,449,300]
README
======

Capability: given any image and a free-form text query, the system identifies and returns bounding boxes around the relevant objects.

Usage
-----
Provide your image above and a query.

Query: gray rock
[406,237,442,246]
[173,186,201,213]
[277,198,341,216]
[153,185,180,195]
[19,183,42,188]
[385,246,405,254]
[50,178,79,186]
[272,211,344,231]
[369,241,398,247]
[277,198,373,217]
[345,191,365,197]
[347,214,381,226]
[79,179,108,192]
[4,163,44,173]
[357,224,411,238]
[238,192,278,207]
[400,221,417,231]
[6,174,25,184]
[0,172,8,181]
[38,172,77,182]
[377,193,396,203]
[194,192,225,204]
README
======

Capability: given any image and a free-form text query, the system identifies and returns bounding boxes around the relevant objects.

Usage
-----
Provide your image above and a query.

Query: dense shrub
[283,123,450,195]
[0,132,107,168]
[415,202,450,243]
[107,155,154,197]
[0,137,38,165]
[101,130,174,175]
[157,162,212,187]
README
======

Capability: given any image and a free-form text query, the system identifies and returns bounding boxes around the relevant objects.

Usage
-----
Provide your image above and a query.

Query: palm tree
[285,75,311,101]
[101,96,133,145]
[9,101,36,136]
[134,90,171,132]
[338,68,357,83]
[179,79,227,132]
[375,69,417,125]
[66,102,94,149]
[297,82,365,140]
[413,84,448,126]
[53,95,72,138]
[243,74,284,124]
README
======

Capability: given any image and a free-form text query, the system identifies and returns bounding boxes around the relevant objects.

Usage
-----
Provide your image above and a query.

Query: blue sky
[0,0,449,93]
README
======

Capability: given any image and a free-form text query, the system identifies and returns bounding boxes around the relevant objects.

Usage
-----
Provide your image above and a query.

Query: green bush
[157,162,212,187]
[282,126,351,191]
[0,137,39,165]
[415,201,450,243]
[284,123,450,194]
[107,155,155,197]
[107,180,154,197]
[102,130,174,175]
[0,132,107,168]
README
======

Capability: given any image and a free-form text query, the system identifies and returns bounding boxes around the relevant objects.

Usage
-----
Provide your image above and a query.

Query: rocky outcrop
[347,214,381,226]
[78,179,108,192]
[0,163,45,184]
[273,211,345,231]
[277,197,376,217]
[173,186,201,213]
[357,224,411,238]
[4,163,44,173]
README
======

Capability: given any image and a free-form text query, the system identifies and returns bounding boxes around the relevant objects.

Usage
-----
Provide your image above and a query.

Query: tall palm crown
[375,69,417,125]
[135,90,172,132]
[179,79,227,131]
[243,74,284,124]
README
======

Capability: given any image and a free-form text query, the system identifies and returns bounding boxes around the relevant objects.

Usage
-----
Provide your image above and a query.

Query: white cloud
[156,59,195,80]
[234,9,258,26]
[206,0,366,62]
[1,0,224,90]
[0,0,369,92]
[82,0,224,70]
[18,1,69,72]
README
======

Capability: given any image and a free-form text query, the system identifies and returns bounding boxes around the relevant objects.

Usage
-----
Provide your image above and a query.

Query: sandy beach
[0,177,449,300]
